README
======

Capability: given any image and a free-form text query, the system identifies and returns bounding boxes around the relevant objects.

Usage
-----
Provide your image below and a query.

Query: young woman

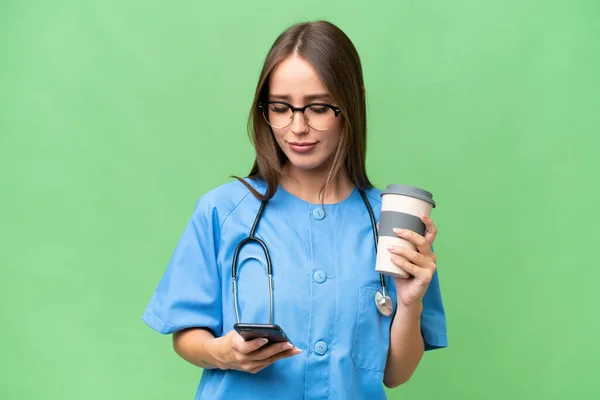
[143,20,447,400]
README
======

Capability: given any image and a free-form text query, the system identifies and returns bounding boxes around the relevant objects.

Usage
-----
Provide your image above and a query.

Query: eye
[269,103,289,113]
[309,106,328,114]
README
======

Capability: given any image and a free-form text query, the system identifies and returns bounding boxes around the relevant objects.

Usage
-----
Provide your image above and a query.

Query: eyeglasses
[258,101,341,131]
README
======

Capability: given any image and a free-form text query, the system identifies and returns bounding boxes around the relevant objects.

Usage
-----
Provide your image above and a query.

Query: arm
[383,302,424,387]
[172,328,302,373]
[384,215,443,387]
[173,328,221,369]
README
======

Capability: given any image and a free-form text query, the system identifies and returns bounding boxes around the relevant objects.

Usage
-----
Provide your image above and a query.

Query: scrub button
[312,208,325,220]
[313,270,326,283]
[314,341,328,355]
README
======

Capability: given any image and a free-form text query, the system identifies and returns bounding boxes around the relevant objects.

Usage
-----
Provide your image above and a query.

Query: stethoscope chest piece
[375,290,393,317]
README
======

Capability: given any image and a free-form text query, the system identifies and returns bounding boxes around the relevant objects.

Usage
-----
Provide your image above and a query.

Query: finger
[233,334,269,355]
[390,254,434,284]
[393,228,434,257]
[244,347,302,374]
[420,213,438,245]
[387,245,436,270]
[247,341,295,361]
[256,347,302,369]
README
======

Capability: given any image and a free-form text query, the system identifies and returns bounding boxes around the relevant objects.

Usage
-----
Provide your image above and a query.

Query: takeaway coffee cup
[376,184,436,279]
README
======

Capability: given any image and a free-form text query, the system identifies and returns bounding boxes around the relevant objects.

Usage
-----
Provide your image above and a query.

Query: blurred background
[1,0,599,399]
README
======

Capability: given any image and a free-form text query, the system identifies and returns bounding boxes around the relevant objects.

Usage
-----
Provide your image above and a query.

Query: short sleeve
[421,267,448,351]
[141,196,223,337]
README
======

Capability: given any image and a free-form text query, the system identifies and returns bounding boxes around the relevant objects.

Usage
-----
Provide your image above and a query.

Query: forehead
[269,55,329,97]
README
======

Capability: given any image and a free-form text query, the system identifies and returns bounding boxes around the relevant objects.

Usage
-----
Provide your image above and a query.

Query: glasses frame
[258,101,342,131]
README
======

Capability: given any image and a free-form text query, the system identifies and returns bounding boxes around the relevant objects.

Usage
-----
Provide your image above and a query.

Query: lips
[288,142,317,153]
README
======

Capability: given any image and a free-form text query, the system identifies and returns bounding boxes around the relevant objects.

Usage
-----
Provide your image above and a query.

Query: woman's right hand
[206,330,302,374]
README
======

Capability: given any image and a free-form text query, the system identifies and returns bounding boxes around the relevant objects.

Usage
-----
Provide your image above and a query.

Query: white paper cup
[376,184,436,278]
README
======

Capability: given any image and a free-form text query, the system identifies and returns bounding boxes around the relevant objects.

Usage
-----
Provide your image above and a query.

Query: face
[266,55,343,173]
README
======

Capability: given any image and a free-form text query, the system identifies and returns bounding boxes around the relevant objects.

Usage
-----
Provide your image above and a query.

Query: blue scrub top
[142,178,447,400]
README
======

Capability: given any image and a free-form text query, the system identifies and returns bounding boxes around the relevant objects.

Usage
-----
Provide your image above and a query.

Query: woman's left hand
[387,214,439,307]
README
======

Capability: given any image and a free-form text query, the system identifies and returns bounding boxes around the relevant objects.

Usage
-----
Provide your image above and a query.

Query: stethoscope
[231,189,394,326]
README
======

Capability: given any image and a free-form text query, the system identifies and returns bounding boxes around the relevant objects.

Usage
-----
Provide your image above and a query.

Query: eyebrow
[269,93,332,102]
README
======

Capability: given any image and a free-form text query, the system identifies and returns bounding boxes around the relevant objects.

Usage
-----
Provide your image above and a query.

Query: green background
[1,0,599,399]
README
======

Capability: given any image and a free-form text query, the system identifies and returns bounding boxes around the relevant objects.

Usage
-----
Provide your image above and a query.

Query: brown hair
[235,20,372,200]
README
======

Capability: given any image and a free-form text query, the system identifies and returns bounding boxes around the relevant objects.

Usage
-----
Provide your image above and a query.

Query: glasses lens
[304,105,336,130]
[262,102,337,130]
[265,102,293,129]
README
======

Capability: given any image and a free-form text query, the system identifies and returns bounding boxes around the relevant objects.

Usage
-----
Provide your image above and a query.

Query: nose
[290,110,309,135]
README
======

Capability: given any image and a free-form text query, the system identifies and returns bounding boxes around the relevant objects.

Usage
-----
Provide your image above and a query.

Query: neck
[280,162,354,204]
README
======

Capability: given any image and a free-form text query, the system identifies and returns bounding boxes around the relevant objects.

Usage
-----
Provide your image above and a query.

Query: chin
[286,155,325,171]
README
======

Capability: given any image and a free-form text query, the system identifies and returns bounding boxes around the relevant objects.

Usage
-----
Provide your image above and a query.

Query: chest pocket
[351,285,396,372]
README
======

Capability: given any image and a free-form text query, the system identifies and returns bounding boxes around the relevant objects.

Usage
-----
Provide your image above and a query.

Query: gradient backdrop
[1,1,599,399]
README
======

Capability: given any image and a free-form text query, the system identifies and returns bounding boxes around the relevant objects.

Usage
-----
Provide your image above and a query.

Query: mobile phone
[233,323,291,345]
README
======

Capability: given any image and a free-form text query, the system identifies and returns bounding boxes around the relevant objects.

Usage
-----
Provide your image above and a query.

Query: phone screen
[233,323,291,345]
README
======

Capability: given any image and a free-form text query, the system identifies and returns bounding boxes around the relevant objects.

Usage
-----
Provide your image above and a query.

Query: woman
[142,20,447,399]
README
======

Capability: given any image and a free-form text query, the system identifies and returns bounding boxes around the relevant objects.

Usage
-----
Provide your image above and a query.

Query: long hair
[235,20,372,200]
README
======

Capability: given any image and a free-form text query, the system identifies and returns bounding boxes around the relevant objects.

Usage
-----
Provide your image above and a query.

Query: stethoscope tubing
[232,188,388,324]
